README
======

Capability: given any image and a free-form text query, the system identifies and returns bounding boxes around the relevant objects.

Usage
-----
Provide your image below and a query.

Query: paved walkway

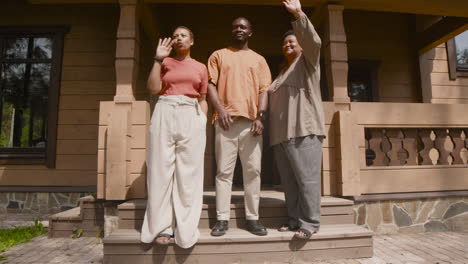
[1,232,467,264]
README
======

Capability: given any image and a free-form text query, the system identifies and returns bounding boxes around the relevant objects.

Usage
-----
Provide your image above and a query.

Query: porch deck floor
[1,231,467,263]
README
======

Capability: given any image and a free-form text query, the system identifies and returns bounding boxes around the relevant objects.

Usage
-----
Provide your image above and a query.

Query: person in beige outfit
[141,27,208,248]
[207,17,272,237]
[269,0,325,240]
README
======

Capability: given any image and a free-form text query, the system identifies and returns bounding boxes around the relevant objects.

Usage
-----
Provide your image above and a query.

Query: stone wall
[354,196,468,234]
[0,192,90,223]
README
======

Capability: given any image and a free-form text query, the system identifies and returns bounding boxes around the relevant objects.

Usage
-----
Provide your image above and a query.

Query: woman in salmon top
[140,26,208,249]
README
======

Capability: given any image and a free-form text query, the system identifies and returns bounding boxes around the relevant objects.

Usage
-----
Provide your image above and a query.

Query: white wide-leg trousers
[141,95,206,249]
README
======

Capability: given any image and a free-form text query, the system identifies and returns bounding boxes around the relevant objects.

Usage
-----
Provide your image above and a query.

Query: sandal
[277,224,299,232]
[293,228,315,240]
[155,233,173,245]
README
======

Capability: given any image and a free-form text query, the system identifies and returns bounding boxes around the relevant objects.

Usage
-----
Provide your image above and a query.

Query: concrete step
[118,191,355,229]
[48,195,104,238]
[103,225,373,263]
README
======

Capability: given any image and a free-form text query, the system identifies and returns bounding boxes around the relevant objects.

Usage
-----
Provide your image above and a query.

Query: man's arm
[250,90,268,136]
[207,82,233,130]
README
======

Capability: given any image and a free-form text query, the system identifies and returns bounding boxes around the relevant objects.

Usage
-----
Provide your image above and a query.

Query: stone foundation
[354,196,468,234]
[0,192,91,227]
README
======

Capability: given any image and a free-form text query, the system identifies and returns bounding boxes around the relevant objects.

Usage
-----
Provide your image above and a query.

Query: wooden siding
[0,3,118,186]
[421,43,468,103]
[344,10,420,102]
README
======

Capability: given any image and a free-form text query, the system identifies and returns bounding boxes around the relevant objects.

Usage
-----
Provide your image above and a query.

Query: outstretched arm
[283,0,305,19]
[283,0,321,68]
[147,37,175,94]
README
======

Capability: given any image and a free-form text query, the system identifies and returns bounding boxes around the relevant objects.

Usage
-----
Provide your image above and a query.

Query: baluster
[418,129,434,165]
[402,129,418,165]
[449,128,464,165]
[365,128,376,166]
[461,129,468,165]
[433,129,450,165]
[386,129,403,166]
[368,129,387,166]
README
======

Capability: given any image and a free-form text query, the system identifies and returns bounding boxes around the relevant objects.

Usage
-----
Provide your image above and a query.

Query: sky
[455,30,468,52]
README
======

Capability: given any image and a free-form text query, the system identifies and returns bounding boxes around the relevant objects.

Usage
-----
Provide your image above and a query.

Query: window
[348,60,379,102]
[454,31,468,71]
[447,30,468,79]
[0,27,67,166]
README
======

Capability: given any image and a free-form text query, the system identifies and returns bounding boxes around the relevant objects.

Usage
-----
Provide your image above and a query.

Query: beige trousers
[215,118,263,221]
[141,95,206,249]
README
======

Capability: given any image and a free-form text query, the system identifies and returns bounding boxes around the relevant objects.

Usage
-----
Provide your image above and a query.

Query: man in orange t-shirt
[207,17,272,237]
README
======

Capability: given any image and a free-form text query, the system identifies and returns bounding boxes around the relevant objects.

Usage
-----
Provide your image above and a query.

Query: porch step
[118,191,355,230]
[103,225,373,263]
[48,195,104,238]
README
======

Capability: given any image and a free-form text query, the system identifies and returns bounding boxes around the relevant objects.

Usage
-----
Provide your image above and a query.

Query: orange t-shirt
[207,47,271,121]
[159,57,208,98]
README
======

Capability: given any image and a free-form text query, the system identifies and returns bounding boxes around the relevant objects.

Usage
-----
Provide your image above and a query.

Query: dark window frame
[446,38,468,80]
[347,59,380,102]
[0,26,68,167]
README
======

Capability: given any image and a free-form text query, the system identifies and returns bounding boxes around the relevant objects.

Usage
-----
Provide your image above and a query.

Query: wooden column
[323,5,350,110]
[98,0,150,200]
[335,111,360,196]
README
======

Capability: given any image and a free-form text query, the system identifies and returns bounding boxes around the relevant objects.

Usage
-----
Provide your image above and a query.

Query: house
[1,0,468,262]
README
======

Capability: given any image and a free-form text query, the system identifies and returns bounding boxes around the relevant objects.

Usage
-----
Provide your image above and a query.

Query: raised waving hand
[283,0,304,19]
[155,37,175,59]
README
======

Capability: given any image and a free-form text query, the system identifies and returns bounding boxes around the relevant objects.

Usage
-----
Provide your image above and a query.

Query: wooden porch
[103,191,372,263]
[8,0,463,261]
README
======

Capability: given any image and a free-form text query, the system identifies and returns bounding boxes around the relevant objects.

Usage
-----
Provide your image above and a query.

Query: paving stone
[376,223,398,234]
[399,224,425,233]
[415,199,436,224]
[442,201,468,220]
[7,200,20,209]
[424,220,449,232]
[1,228,468,264]
[380,201,393,224]
[0,193,9,207]
[366,202,382,231]
[14,193,27,202]
[393,204,413,227]
[444,213,468,231]
[356,204,366,226]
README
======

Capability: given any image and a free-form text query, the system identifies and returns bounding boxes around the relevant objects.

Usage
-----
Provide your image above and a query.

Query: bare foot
[155,235,172,245]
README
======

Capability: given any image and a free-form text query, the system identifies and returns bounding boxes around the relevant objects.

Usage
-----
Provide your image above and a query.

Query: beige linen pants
[215,117,262,221]
[141,95,206,249]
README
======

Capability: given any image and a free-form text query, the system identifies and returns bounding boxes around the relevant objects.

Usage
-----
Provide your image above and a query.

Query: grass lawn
[0,220,47,254]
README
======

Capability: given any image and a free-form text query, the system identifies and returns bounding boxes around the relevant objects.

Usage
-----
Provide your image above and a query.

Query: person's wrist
[293,10,303,19]
[256,111,266,122]
[153,56,164,63]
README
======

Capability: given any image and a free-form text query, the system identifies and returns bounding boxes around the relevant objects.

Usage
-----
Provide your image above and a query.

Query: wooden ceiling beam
[28,0,117,4]
[417,16,468,54]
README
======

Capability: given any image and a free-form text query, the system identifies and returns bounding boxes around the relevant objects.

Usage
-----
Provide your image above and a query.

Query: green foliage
[0,220,47,253]
[70,227,83,239]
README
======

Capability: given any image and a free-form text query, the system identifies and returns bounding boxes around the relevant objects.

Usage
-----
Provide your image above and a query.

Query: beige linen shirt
[268,14,325,146]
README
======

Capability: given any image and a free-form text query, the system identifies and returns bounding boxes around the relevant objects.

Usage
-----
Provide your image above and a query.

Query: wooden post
[324,5,350,110]
[97,0,147,200]
[335,111,360,196]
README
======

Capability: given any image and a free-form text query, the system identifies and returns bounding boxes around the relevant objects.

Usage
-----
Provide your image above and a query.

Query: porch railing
[333,102,468,196]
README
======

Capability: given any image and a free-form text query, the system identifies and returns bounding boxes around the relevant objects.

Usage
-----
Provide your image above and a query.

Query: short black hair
[174,26,194,40]
[283,30,295,41]
[232,17,252,30]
